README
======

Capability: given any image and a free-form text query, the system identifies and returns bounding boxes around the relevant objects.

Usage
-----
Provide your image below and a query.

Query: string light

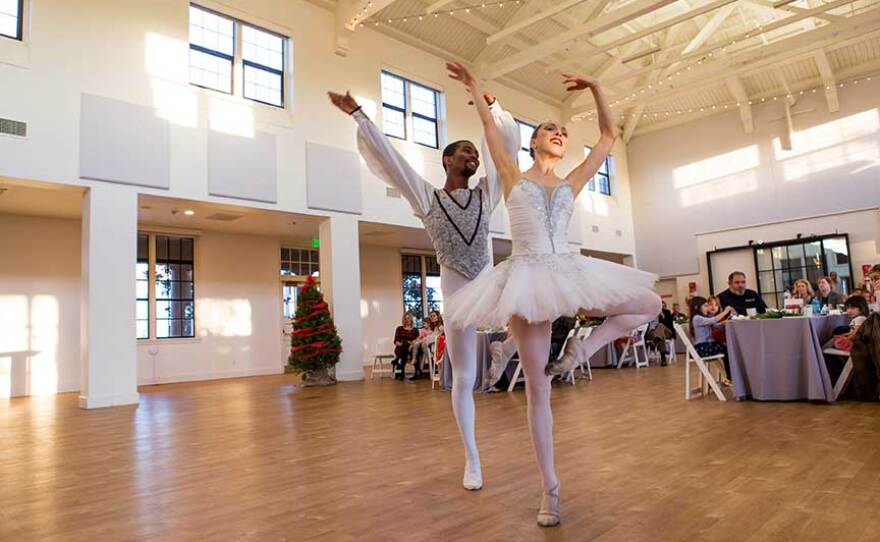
[576,72,879,123]
[352,0,524,28]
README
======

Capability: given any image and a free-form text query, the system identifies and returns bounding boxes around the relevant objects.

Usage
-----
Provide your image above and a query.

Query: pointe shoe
[537,483,561,527]
[462,461,483,491]
[545,338,583,376]
[488,342,504,383]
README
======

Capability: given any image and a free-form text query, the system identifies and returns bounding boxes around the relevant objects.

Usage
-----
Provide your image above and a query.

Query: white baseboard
[78,392,140,409]
[138,366,284,386]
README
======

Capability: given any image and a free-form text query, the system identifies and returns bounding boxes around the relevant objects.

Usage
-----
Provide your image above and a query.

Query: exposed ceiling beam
[774,67,796,105]
[485,0,680,79]
[425,0,456,13]
[741,0,841,22]
[725,75,755,132]
[631,59,880,137]
[600,0,863,87]
[573,6,880,117]
[682,2,739,54]
[335,0,399,55]
[487,0,587,45]
[473,1,545,69]
[813,50,840,112]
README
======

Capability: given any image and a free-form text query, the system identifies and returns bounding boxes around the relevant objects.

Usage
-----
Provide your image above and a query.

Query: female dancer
[444,62,660,526]
[329,89,519,490]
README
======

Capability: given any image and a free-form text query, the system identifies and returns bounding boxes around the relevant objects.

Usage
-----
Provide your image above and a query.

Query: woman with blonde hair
[791,278,815,304]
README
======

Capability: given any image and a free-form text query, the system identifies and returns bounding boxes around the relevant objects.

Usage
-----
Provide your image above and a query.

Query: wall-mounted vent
[591,225,600,233]
[386,187,401,198]
[205,212,244,222]
[0,118,27,138]
[615,229,623,237]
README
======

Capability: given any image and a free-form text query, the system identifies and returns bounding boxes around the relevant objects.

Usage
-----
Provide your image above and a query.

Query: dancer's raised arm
[329,90,434,218]
[562,75,617,196]
[446,62,521,198]
[478,92,520,211]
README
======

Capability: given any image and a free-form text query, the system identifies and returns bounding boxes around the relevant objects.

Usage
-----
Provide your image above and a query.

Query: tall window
[136,234,150,340]
[136,234,196,340]
[401,254,442,327]
[0,0,22,40]
[517,119,536,169]
[281,247,319,277]
[754,235,852,309]
[583,145,613,196]
[189,4,287,107]
[381,71,441,148]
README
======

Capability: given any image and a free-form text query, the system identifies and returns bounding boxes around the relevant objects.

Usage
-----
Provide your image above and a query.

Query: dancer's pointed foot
[545,337,582,376]
[488,341,505,383]
[537,483,561,527]
[463,460,483,491]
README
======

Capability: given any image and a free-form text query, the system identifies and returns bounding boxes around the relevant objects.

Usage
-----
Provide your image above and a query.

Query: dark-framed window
[517,119,537,168]
[583,145,613,196]
[155,235,195,339]
[189,5,234,94]
[242,23,285,107]
[0,0,23,41]
[381,71,441,148]
[400,254,442,327]
[136,233,150,340]
[281,247,319,277]
[189,4,287,107]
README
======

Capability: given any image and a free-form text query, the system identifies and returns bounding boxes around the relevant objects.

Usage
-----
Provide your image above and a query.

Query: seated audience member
[392,313,420,381]
[410,310,444,379]
[791,279,815,305]
[869,265,880,305]
[817,276,844,308]
[659,301,675,332]
[671,303,686,322]
[707,295,730,344]
[689,296,735,385]
[830,296,869,351]
[718,271,767,315]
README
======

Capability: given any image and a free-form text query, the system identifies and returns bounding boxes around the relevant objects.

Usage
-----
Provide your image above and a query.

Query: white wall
[628,78,880,277]
[137,229,283,384]
[359,244,403,364]
[0,214,82,396]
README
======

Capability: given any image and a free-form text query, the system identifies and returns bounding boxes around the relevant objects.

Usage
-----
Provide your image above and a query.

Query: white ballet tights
[580,291,663,361]
[508,316,558,491]
[441,267,481,470]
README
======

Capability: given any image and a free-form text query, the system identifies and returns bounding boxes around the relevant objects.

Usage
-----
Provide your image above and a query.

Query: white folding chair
[428,336,446,390]
[561,325,594,384]
[506,352,525,392]
[674,323,727,401]
[617,324,650,369]
[371,338,395,379]
[823,347,853,401]
[666,339,677,364]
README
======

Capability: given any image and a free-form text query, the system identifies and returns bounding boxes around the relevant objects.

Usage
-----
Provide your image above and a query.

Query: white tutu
[444,252,658,328]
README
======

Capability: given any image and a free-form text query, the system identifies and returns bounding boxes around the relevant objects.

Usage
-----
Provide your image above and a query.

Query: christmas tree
[289,275,342,385]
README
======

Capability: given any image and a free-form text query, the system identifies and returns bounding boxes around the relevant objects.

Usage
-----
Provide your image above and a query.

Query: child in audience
[688,296,735,385]
[707,295,728,344]
[824,296,870,384]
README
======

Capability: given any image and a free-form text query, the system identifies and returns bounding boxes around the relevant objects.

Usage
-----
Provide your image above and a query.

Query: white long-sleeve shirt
[352,101,520,279]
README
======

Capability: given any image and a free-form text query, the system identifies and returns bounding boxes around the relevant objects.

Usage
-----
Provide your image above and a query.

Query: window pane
[189,5,234,56]
[281,248,290,261]
[0,0,20,39]
[189,49,233,93]
[136,280,149,299]
[755,248,772,271]
[786,244,805,267]
[518,121,534,150]
[758,271,776,293]
[242,25,284,71]
[310,250,319,263]
[182,238,194,261]
[598,158,609,175]
[137,320,149,340]
[243,64,283,106]
[137,233,149,260]
[587,179,595,191]
[518,150,533,170]
[156,319,171,339]
[136,300,150,320]
[382,106,405,139]
[410,84,437,119]
[413,116,438,148]
[426,274,443,315]
[381,72,405,109]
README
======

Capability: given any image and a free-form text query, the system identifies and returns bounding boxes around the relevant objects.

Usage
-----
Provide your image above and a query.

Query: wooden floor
[3,364,880,542]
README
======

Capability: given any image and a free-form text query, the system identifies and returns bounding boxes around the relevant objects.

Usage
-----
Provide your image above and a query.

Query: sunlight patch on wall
[209,97,255,138]
[199,299,253,337]
[673,145,760,190]
[28,296,59,396]
[151,79,198,128]
[679,171,759,207]
[778,138,880,183]
[773,109,880,160]
[144,33,188,81]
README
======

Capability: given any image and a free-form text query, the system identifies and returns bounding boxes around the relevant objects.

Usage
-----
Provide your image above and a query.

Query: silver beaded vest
[422,187,490,280]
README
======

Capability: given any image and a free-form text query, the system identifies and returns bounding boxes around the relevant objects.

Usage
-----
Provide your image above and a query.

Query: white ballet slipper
[462,460,483,491]
[545,337,583,376]
[537,483,561,527]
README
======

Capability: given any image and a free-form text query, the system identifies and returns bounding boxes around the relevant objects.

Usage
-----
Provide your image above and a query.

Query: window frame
[137,232,197,341]
[380,70,442,149]
[0,0,24,41]
[583,145,613,196]
[136,233,151,340]
[188,3,288,109]
[400,253,442,327]
[516,118,537,168]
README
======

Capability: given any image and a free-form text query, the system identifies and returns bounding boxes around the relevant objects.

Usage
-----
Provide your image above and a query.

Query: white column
[79,184,139,409]
[318,213,364,381]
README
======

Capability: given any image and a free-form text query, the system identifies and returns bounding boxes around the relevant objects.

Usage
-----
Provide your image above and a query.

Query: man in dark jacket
[718,271,767,315]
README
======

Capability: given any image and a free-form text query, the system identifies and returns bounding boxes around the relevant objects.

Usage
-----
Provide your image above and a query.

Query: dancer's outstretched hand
[327,90,360,114]
[446,62,480,94]
[562,73,599,92]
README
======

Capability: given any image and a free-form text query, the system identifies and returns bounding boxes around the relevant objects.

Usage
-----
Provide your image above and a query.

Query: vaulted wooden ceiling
[312,0,880,139]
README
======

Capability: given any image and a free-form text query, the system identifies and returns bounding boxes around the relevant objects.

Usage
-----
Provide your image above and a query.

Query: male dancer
[328,89,519,490]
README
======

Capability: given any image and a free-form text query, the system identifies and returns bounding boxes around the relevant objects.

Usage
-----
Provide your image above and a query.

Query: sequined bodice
[507,178,573,257]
